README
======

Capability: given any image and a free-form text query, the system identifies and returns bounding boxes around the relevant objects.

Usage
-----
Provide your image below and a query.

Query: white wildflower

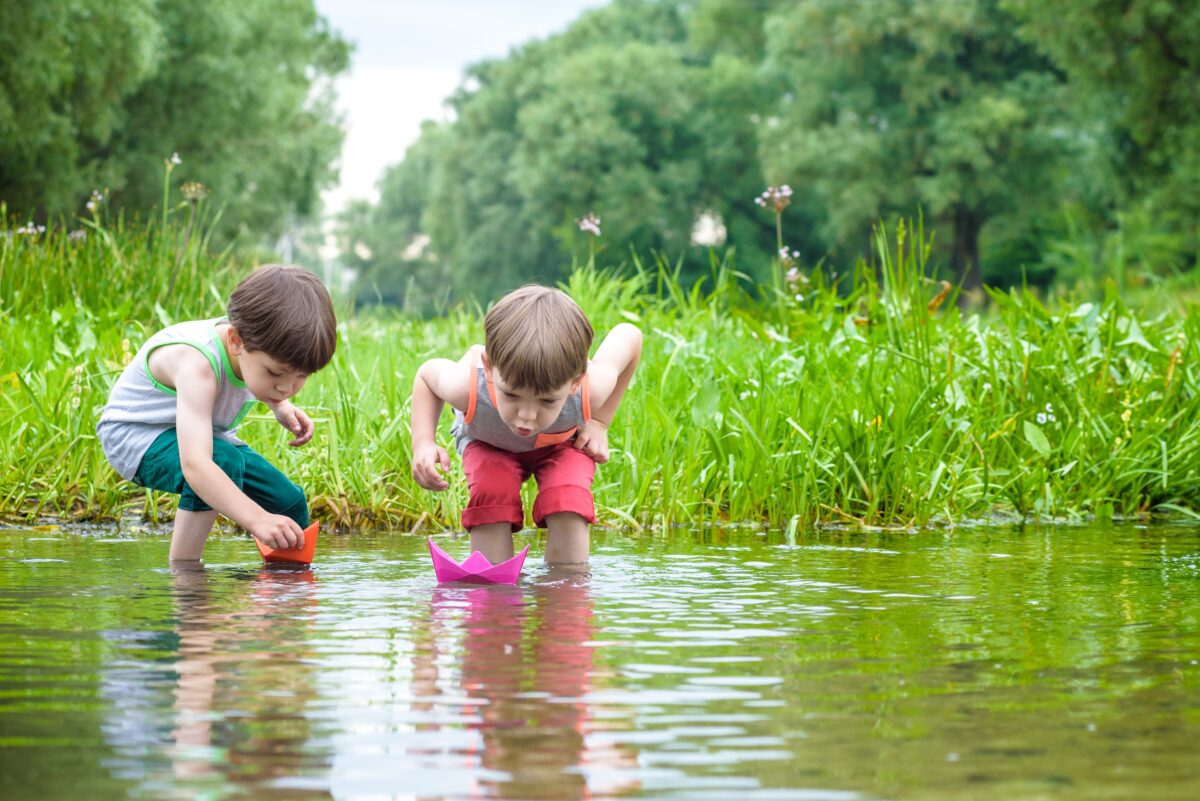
[576,212,601,237]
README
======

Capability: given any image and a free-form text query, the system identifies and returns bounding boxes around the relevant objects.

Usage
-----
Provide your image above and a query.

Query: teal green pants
[134,429,309,527]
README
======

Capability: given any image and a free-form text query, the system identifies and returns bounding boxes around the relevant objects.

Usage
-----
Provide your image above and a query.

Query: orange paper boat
[255,521,320,565]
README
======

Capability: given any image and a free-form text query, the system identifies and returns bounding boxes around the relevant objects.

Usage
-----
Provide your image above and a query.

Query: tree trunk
[951,206,983,294]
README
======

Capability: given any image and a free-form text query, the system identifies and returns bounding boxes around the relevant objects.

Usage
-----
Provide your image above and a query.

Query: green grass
[3,214,1199,530]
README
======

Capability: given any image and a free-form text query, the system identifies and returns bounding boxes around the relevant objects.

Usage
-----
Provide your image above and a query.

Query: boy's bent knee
[277,486,309,528]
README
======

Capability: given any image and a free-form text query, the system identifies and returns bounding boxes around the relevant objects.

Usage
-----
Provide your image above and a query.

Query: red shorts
[461,440,597,531]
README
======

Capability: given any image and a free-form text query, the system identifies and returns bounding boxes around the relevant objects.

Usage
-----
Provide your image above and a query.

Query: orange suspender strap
[581,372,591,422]
[464,353,479,424]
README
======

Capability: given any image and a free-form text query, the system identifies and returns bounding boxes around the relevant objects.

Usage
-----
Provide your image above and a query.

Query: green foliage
[346,0,1199,306]
[759,0,1069,288]
[4,216,1200,528]
[343,0,780,310]
[1004,0,1200,221]
[0,0,162,215]
[0,0,348,238]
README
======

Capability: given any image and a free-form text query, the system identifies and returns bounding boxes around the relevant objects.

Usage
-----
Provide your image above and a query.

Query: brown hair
[484,285,593,394]
[227,264,336,373]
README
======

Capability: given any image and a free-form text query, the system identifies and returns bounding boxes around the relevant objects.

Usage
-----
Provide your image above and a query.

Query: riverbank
[3,218,1197,529]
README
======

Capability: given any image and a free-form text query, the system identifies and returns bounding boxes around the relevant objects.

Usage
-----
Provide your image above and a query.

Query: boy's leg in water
[462,441,527,563]
[170,509,219,562]
[469,523,516,563]
[169,440,247,561]
[532,444,597,567]
[543,512,590,567]
[136,432,258,562]
[136,430,233,563]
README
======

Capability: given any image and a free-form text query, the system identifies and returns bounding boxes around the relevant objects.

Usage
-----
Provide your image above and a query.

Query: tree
[758,0,1070,289]
[0,0,348,239]
[1004,0,1200,225]
[347,0,783,307]
[0,0,162,217]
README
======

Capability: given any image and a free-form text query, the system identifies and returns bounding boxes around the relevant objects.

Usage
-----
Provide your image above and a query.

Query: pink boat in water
[428,538,529,584]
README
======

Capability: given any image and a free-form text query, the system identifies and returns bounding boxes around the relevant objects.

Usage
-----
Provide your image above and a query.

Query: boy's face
[489,368,581,438]
[226,328,308,405]
[237,349,309,405]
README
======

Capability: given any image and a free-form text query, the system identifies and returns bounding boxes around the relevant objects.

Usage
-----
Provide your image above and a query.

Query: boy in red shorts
[410,285,642,566]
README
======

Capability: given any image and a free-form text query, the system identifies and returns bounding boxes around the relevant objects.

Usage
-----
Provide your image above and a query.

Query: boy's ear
[569,373,584,393]
[480,350,491,371]
[226,326,244,354]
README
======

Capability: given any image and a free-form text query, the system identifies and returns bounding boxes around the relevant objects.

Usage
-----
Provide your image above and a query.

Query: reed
[2,214,1197,530]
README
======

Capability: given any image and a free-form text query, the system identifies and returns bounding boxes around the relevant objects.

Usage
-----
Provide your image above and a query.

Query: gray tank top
[96,318,258,480]
[451,352,590,455]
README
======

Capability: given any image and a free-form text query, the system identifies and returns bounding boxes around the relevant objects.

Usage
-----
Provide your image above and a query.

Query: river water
[1,523,1197,800]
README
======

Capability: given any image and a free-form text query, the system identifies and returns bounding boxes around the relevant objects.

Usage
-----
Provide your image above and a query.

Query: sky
[313,0,606,216]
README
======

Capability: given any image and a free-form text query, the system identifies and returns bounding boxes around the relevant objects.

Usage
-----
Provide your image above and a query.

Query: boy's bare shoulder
[422,345,481,412]
[147,342,218,396]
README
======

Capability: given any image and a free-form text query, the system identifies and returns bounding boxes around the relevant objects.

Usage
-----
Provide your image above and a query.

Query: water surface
[1,523,1197,800]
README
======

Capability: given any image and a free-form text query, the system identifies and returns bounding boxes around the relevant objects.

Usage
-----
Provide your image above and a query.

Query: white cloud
[314,0,606,217]
[323,66,459,214]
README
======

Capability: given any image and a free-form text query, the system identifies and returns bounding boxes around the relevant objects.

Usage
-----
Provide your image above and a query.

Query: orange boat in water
[256,521,320,565]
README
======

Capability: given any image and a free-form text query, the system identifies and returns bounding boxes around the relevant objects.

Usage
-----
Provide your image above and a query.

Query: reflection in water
[2,524,1199,801]
[413,571,637,800]
[104,564,328,799]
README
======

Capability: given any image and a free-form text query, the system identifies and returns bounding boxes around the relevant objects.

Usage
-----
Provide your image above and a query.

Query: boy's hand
[574,420,610,463]
[250,513,305,550]
[412,442,452,491]
[274,402,314,446]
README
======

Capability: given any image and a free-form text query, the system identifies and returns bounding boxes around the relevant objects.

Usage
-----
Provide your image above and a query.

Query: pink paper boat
[428,538,529,585]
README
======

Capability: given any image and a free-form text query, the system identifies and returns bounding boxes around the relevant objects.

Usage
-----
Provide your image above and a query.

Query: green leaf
[1117,315,1156,352]
[691,386,722,427]
[1023,420,1051,455]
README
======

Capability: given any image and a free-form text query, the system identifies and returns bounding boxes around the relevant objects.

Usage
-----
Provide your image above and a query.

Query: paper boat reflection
[255,522,320,565]
[428,538,529,584]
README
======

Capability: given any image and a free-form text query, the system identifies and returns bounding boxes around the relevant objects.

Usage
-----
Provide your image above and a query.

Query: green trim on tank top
[141,338,218,396]
[228,398,259,430]
[212,323,247,389]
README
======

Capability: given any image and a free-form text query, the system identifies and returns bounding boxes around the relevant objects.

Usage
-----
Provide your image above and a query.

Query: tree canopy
[4,0,1194,301]
[345,0,1197,308]
[0,0,348,237]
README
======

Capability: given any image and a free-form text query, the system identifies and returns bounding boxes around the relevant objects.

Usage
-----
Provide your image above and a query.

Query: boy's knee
[276,483,309,527]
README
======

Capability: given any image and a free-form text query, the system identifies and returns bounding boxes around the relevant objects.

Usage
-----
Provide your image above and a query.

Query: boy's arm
[574,324,642,463]
[410,348,475,490]
[586,323,643,426]
[173,353,303,549]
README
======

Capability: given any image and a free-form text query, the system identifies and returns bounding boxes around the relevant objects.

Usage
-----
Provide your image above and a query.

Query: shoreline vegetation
[2,211,1198,532]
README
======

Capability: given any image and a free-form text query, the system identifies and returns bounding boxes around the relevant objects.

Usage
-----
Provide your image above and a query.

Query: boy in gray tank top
[96,265,337,562]
[411,285,643,566]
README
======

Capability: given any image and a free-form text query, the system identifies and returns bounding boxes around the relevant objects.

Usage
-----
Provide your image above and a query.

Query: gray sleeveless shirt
[96,318,258,480]
[450,353,590,455]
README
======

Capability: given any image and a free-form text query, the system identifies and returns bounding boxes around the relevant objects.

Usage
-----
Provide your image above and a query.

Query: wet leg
[470,523,515,563]
[544,511,589,566]
[170,509,218,562]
